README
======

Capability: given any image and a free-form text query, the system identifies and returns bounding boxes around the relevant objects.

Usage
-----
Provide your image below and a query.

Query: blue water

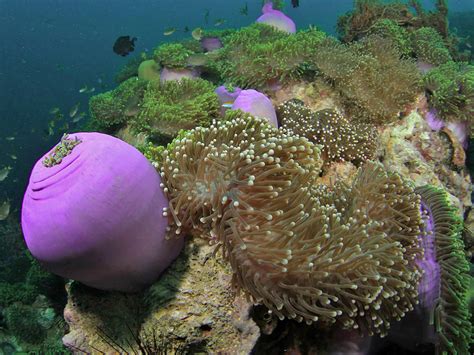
[0,0,472,212]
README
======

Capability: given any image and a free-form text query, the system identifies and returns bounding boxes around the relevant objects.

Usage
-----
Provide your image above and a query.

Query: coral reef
[336,0,414,43]
[114,54,144,83]
[411,27,452,66]
[62,240,259,353]
[423,61,474,125]
[276,100,377,165]
[153,43,195,69]
[414,185,471,354]
[159,112,423,336]
[132,78,219,142]
[56,4,473,353]
[138,59,161,84]
[367,18,411,58]
[312,35,422,124]
[218,23,326,89]
[89,77,147,131]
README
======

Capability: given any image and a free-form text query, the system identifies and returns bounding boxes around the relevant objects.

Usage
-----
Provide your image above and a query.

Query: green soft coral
[89,77,147,131]
[415,185,472,355]
[153,43,194,69]
[424,61,474,122]
[312,35,422,124]
[368,19,412,57]
[411,27,452,66]
[132,78,219,142]
[218,23,326,89]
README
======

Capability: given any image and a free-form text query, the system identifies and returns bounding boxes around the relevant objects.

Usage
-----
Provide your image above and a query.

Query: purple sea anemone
[256,2,296,34]
[215,85,242,115]
[201,36,223,52]
[231,89,278,127]
[425,109,444,131]
[160,66,199,83]
[21,133,184,292]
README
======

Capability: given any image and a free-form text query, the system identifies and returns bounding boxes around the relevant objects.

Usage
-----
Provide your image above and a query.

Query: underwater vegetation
[336,0,456,56]
[133,78,220,142]
[218,23,326,89]
[89,77,147,131]
[312,35,422,124]
[424,61,474,125]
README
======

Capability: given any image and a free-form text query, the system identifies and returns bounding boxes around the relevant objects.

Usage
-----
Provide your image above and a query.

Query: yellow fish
[163,27,176,36]
[192,27,203,41]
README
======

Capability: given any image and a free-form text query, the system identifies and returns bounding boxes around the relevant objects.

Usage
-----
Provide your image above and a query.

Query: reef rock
[62,239,259,353]
[379,110,472,213]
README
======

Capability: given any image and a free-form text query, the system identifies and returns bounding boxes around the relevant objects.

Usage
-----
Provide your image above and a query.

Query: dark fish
[240,2,248,16]
[113,36,137,57]
[291,0,299,8]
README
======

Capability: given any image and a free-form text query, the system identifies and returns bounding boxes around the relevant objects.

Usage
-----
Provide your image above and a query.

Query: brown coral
[276,100,377,165]
[159,112,423,336]
[312,35,422,124]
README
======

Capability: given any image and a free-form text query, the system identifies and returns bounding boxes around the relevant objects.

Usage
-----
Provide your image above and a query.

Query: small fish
[186,53,209,67]
[240,2,248,16]
[0,200,10,221]
[47,126,54,136]
[0,166,11,182]
[184,26,190,33]
[79,85,88,93]
[9,154,17,160]
[5,136,15,141]
[214,18,226,26]
[69,103,80,118]
[204,9,210,24]
[466,42,472,49]
[163,27,176,36]
[291,0,300,7]
[87,87,96,94]
[49,107,60,115]
[72,112,86,123]
[222,103,233,108]
[192,27,203,41]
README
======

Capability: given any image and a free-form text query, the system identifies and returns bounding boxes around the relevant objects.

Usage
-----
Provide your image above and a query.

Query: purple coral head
[21,132,184,292]
[256,2,296,34]
[232,89,278,127]
[215,85,242,104]
[215,85,242,115]
[425,109,444,131]
[200,36,223,52]
[160,66,200,83]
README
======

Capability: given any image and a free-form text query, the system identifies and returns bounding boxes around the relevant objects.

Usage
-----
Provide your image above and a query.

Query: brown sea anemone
[159,110,321,238]
[276,100,377,166]
[159,111,423,336]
